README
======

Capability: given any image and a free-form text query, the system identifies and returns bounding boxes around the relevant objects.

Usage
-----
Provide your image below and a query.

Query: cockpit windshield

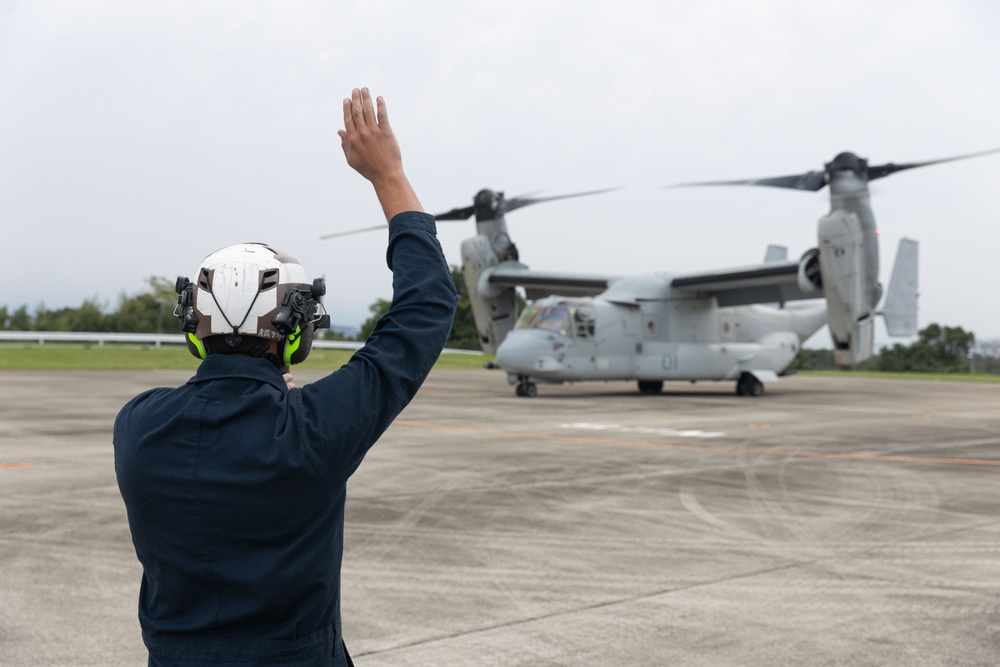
[515,303,596,338]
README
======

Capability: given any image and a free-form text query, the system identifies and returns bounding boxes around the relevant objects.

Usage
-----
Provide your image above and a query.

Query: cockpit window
[573,304,596,338]
[515,306,541,329]
[535,307,571,334]
[515,304,595,338]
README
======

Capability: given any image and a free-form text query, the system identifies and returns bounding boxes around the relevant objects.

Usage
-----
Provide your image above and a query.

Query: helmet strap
[206,274,267,336]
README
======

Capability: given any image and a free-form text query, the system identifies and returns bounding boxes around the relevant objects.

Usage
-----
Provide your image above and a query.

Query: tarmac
[2,367,1000,666]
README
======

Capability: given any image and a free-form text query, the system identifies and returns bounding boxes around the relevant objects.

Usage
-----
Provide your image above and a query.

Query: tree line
[3,273,996,373]
[0,277,179,334]
[791,323,998,374]
[0,270,483,351]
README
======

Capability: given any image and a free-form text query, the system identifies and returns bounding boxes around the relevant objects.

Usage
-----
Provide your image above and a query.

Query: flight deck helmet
[174,243,330,367]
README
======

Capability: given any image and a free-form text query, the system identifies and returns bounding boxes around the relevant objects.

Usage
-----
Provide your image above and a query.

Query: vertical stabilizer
[881,239,919,336]
[764,245,788,263]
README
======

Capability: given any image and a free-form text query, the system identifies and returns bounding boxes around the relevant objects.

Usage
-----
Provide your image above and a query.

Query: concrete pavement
[2,368,999,666]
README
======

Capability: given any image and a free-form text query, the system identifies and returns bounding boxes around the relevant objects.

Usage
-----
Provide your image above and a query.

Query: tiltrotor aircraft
[323,148,997,397]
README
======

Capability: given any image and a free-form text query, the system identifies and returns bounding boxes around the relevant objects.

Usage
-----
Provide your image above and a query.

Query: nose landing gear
[515,377,538,397]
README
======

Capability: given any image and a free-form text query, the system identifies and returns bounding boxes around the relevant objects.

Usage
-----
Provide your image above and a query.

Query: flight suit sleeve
[294,211,458,481]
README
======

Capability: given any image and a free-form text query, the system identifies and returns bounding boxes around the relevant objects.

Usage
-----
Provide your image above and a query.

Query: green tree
[878,323,975,373]
[973,338,1000,375]
[9,305,32,330]
[446,265,481,350]
[789,348,837,371]
[34,303,76,331]
[70,298,107,332]
[316,328,352,342]
[354,267,525,351]
[929,324,976,369]
[356,298,392,342]
[106,277,178,333]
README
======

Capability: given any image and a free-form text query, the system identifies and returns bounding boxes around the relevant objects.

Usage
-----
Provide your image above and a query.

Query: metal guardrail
[0,331,187,347]
[0,331,483,355]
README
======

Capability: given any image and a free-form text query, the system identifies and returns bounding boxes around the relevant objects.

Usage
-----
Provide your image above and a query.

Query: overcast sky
[2,0,998,347]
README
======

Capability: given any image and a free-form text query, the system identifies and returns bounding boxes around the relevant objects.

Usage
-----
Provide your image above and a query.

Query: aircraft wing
[486,257,818,306]
[486,264,618,300]
[669,259,813,307]
[487,259,814,306]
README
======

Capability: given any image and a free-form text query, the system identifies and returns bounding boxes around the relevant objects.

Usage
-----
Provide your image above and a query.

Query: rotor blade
[319,224,386,240]
[432,204,476,221]
[503,188,617,214]
[867,147,1000,182]
[669,170,827,192]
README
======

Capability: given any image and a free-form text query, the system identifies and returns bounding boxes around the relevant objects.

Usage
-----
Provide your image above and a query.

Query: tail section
[881,239,919,336]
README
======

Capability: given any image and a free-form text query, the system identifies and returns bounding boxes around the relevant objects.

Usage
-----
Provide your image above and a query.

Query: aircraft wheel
[638,380,663,394]
[516,380,537,398]
[736,373,763,397]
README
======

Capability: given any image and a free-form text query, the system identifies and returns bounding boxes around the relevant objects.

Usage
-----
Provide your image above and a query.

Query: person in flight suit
[114,88,458,666]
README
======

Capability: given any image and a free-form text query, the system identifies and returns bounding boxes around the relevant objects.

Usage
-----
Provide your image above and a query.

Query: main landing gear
[637,380,663,394]
[515,378,538,397]
[735,372,764,397]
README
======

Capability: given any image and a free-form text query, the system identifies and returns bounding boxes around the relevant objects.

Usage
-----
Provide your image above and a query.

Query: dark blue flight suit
[114,213,457,666]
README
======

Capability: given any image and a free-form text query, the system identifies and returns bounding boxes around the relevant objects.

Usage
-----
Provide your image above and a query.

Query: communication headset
[271,279,330,366]
[174,276,330,366]
[174,276,207,360]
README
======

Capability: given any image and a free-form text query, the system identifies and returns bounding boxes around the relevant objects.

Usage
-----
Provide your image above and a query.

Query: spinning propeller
[669,147,1000,191]
[320,187,614,239]
[434,188,615,221]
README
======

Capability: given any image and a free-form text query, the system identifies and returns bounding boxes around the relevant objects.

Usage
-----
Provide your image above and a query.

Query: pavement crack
[356,559,810,658]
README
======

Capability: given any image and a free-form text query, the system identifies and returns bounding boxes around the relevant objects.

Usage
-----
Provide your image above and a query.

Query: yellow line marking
[0,463,36,470]
[394,420,1000,468]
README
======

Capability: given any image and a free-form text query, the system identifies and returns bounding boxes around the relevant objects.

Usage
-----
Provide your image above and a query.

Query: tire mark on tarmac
[394,420,1000,467]
[352,559,805,659]
[355,515,1000,660]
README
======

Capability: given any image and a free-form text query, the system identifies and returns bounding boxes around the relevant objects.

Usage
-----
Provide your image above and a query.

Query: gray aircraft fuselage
[495,279,827,385]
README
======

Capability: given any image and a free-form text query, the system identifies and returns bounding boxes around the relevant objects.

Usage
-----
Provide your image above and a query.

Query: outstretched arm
[338,87,422,222]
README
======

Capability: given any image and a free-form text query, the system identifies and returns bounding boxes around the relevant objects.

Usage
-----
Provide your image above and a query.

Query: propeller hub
[474,189,502,220]
[826,152,867,177]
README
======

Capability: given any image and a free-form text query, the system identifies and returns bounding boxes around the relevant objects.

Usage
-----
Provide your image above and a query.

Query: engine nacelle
[817,209,879,365]
[461,235,519,355]
[796,248,823,296]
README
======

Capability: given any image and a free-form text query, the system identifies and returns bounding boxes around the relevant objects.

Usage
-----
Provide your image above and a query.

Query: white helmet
[175,243,329,367]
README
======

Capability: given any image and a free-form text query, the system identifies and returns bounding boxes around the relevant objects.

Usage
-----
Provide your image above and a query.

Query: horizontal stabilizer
[764,245,787,263]
[881,239,919,337]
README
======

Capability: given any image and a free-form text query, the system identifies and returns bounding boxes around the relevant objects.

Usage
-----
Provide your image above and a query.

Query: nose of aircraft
[495,331,563,375]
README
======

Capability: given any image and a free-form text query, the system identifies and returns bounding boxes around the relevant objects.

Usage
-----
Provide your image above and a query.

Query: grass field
[792,369,1000,383]
[1,344,997,382]
[0,345,493,371]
